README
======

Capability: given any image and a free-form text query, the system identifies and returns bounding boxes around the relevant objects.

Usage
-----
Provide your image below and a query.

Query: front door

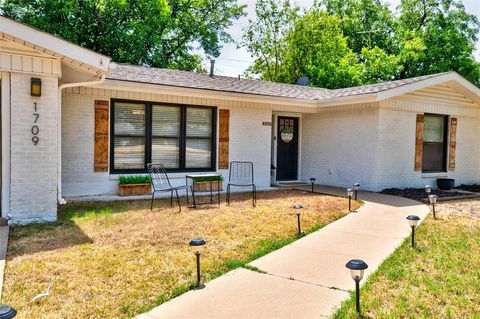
[276,116,298,181]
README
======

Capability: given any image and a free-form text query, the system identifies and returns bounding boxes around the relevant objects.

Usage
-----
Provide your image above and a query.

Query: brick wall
[61,87,272,197]
[300,105,381,191]
[9,73,58,222]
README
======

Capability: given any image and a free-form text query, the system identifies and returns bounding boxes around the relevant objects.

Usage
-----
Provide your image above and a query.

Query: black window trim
[110,98,217,174]
[422,113,449,173]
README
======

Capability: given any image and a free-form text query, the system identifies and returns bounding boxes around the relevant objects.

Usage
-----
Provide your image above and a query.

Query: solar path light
[425,185,432,195]
[189,238,206,289]
[428,194,438,219]
[346,259,368,314]
[309,178,316,193]
[406,215,421,248]
[347,188,354,212]
[353,183,360,200]
[292,204,304,235]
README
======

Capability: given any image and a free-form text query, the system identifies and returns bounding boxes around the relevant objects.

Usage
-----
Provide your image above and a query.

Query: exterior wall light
[0,305,17,319]
[347,188,354,212]
[31,78,42,97]
[406,215,420,248]
[189,238,206,289]
[292,204,304,235]
[309,178,316,193]
[353,183,360,200]
[346,259,368,314]
[428,194,438,219]
[425,185,432,195]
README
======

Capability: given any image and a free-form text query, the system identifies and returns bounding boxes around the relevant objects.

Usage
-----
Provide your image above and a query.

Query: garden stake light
[406,215,420,248]
[347,188,354,212]
[353,183,360,200]
[309,178,316,193]
[292,204,304,235]
[425,185,432,196]
[346,259,368,314]
[189,238,206,289]
[0,305,17,319]
[428,194,438,219]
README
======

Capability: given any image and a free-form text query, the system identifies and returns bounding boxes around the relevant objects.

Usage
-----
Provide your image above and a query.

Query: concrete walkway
[137,186,429,319]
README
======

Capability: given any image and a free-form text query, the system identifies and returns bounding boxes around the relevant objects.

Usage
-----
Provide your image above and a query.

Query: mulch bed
[380,187,479,202]
[455,184,480,192]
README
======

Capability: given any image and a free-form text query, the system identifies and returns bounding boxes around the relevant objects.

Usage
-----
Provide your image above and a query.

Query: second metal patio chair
[226,161,257,207]
[147,163,193,212]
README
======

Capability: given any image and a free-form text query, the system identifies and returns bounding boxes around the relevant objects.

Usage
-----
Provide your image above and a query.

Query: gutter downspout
[57,73,107,205]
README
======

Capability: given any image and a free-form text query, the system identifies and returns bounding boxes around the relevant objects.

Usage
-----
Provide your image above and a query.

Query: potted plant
[118,175,152,196]
[192,175,224,192]
[437,178,455,190]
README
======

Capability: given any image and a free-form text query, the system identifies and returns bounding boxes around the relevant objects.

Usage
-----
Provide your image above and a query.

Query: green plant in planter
[118,175,151,185]
[192,176,224,183]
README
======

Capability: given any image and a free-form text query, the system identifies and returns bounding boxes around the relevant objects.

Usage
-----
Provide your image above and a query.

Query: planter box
[437,178,455,190]
[118,183,152,196]
[193,181,223,192]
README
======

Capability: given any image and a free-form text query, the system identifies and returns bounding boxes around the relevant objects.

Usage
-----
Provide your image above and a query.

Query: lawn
[2,189,356,319]
[334,213,480,318]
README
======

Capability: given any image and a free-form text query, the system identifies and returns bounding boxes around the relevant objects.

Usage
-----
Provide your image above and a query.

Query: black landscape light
[309,178,316,193]
[353,183,360,200]
[0,305,17,319]
[347,188,354,212]
[425,185,432,195]
[189,238,206,289]
[428,195,438,219]
[346,259,368,314]
[292,204,304,235]
[406,215,420,248]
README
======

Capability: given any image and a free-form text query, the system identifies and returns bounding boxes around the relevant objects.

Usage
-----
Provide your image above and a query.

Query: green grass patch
[333,216,480,319]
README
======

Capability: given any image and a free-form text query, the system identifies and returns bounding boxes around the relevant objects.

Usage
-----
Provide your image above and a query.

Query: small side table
[186,174,221,207]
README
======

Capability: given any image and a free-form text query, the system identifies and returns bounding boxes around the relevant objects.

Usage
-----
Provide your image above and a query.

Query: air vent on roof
[210,59,215,77]
[297,77,309,86]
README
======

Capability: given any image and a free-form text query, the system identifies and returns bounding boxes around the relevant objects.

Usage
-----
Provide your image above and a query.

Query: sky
[203,0,480,77]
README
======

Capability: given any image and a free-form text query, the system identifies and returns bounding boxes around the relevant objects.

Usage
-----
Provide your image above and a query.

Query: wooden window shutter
[414,114,424,171]
[218,109,230,169]
[448,117,457,171]
[94,100,109,172]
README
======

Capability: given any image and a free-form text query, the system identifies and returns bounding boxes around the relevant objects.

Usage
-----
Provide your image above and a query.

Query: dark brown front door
[276,117,298,181]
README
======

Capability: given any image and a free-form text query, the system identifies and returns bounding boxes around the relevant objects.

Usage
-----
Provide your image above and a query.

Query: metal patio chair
[147,163,193,212]
[226,161,257,207]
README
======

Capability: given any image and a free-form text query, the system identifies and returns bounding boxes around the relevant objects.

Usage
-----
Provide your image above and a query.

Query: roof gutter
[56,73,108,205]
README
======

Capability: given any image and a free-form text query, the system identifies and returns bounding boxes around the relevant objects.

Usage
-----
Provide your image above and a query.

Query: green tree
[241,0,299,81]
[1,0,246,71]
[315,0,395,54]
[281,10,361,88]
[397,0,480,86]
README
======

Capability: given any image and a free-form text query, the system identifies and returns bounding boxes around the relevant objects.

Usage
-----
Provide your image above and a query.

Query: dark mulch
[455,184,480,193]
[380,187,476,202]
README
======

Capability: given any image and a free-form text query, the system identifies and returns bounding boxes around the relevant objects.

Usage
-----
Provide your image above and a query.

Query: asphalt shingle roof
[107,63,451,101]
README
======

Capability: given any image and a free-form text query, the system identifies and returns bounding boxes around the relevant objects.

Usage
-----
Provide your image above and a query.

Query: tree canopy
[1,0,246,71]
[242,0,480,88]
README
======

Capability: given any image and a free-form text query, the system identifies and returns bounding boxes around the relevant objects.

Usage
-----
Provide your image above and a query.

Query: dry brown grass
[3,190,355,319]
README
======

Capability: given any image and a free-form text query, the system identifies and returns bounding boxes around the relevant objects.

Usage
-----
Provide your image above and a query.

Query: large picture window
[422,114,448,172]
[111,100,216,173]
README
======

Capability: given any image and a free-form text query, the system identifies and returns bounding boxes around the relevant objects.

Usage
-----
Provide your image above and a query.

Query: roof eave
[0,16,111,73]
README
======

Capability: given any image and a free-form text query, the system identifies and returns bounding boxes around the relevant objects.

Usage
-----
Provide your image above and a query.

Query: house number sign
[32,102,39,146]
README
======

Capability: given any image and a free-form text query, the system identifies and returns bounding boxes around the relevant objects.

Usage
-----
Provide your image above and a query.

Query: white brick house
[1,16,480,223]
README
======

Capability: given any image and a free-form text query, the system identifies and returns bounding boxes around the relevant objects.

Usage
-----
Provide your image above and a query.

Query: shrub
[192,175,224,183]
[118,175,151,185]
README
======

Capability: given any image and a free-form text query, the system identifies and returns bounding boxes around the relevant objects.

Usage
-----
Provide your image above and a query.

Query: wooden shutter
[414,114,424,171]
[94,100,109,172]
[218,109,230,169]
[448,117,457,171]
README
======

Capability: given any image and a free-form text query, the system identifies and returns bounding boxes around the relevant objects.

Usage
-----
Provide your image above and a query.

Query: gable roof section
[107,64,480,106]
[0,15,110,74]
[107,63,331,100]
